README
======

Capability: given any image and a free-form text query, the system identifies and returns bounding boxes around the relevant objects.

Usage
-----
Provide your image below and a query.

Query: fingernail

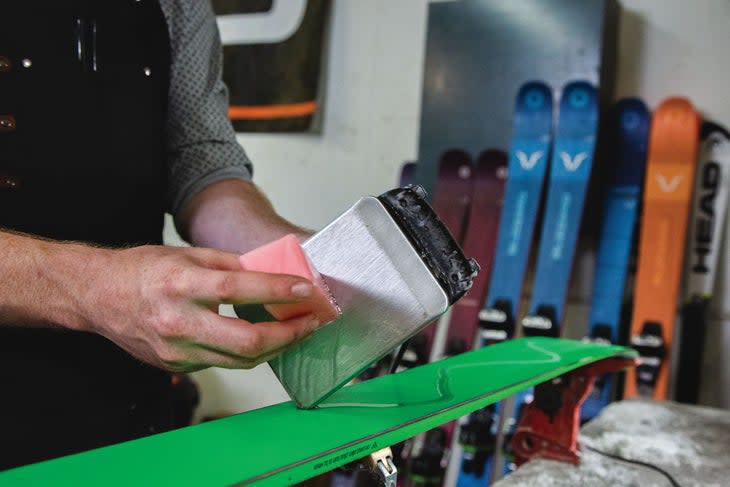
[291,282,313,298]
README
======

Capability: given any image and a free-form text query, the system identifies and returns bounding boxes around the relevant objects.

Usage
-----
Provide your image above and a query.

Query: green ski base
[0,338,635,487]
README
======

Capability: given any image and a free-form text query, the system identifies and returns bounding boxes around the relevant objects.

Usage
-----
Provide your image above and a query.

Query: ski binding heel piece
[630,321,666,395]
[510,356,638,466]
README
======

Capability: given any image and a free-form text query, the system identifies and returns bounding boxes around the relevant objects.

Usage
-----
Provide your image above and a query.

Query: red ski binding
[510,356,638,466]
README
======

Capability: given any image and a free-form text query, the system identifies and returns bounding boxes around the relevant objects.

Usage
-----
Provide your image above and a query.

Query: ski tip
[556,81,598,137]
[513,81,554,138]
[559,81,597,111]
[649,96,701,162]
[476,148,508,176]
[656,95,695,110]
[436,149,473,181]
[516,81,553,111]
[654,96,699,125]
[611,98,651,185]
[399,161,418,187]
[701,120,730,140]
[615,99,650,139]
[615,97,650,122]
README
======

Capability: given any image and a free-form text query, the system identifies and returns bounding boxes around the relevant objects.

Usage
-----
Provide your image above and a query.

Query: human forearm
[0,231,105,331]
[176,178,312,253]
[0,229,323,371]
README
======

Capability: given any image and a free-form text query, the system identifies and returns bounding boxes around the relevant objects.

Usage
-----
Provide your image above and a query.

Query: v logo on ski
[559,151,589,171]
[516,150,543,170]
[655,174,683,193]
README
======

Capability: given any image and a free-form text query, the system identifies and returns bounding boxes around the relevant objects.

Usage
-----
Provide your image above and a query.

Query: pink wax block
[239,234,339,324]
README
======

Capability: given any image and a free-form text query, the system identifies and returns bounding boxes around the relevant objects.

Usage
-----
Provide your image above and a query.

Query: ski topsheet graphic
[581,98,650,421]
[676,122,730,404]
[504,81,598,475]
[624,97,700,400]
[455,81,553,487]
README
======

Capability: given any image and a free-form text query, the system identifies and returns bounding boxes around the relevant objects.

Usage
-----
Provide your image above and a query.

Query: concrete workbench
[492,399,730,487]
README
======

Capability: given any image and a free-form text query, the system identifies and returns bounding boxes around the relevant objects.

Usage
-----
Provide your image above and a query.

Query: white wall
[614,0,730,123]
[236,0,433,232]
[164,0,730,418]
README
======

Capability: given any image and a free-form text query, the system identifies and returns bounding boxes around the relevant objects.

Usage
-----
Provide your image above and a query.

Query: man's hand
[82,245,321,372]
[0,231,321,372]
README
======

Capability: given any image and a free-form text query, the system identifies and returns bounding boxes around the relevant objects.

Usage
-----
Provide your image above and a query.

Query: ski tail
[624,97,700,400]
[676,121,730,403]
[581,98,650,422]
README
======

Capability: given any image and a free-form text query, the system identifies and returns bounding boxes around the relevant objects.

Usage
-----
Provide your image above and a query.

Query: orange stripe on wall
[228,101,317,120]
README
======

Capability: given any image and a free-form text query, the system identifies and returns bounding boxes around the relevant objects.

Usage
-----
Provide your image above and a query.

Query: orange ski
[624,97,700,399]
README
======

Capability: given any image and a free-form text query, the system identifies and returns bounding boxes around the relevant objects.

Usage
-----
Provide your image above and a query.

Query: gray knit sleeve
[161,0,253,217]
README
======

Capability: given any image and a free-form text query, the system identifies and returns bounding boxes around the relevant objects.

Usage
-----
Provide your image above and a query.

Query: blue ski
[503,81,598,476]
[581,98,649,421]
[455,81,553,487]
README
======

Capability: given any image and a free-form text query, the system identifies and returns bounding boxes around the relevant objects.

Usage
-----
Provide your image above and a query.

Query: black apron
[0,0,174,470]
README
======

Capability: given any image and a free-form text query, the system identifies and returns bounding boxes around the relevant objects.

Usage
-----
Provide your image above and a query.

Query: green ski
[0,338,635,487]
